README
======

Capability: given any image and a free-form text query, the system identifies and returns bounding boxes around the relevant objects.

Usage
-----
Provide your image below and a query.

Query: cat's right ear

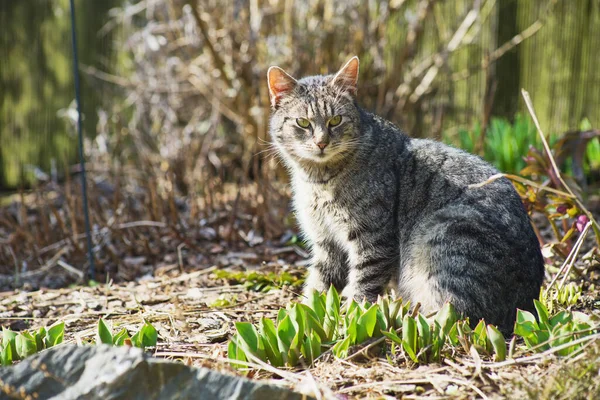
[330,56,359,96]
[267,67,298,108]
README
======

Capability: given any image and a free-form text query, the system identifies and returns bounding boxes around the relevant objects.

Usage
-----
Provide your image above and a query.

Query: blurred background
[0,0,598,285]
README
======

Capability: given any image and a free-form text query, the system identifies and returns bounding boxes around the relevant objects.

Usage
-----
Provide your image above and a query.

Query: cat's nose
[316,141,328,150]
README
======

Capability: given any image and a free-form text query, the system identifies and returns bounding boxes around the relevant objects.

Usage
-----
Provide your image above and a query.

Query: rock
[0,345,310,400]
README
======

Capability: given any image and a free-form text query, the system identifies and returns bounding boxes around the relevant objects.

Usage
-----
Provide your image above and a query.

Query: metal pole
[69,0,95,280]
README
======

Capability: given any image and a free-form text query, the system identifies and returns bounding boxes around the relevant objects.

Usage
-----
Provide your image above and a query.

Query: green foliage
[0,318,158,366]
[131,322,158,350]
[229,287,598,370]
[444,114,545,174]
[444,115,599,179]
[229,287,340,368]
[540,283,582,314]
[209,294,238,308]
[0,322,64,366]
[96,319,114,345]
[229,287,507,369]
[213,269,304,293]
[514,300,598,356]
[95,319,158,350]
[446,319,507,362]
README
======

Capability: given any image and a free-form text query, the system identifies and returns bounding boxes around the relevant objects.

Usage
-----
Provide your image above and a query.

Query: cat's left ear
[330,56,359,96]
[267,66,298,108]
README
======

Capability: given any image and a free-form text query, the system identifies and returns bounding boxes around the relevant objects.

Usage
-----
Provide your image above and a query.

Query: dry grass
[1,262,599,399]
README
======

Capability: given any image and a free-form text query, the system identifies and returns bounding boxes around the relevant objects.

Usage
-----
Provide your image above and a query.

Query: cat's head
[267,57,362,168]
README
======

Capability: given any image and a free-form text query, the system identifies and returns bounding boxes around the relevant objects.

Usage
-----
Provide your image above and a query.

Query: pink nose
[316,142,328,150]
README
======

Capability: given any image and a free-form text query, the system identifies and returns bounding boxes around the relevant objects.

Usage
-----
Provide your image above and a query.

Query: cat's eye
[296,118,311,128]
[328,115,342,127]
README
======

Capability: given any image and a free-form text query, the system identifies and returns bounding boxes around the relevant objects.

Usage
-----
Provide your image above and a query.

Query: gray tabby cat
[267,56,544,334]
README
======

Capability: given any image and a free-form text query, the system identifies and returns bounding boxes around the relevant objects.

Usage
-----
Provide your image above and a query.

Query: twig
[338,374,489,399]
[468,172,575,198]
[177,242,186,273]
[521,89,600,247]
[15,247,68,279]
[8,245,19,286]
[464,333,600,369]
[557,222,591,290]
[516,324,600,357]
[185,0,233,89]
[408,0,481,104]
[37,220,167,257]
[452,1,556,82]
[57,259,85,280]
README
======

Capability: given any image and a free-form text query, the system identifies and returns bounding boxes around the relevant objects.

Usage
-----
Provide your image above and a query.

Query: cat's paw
[348,288,380,304]
[340,284,356,299]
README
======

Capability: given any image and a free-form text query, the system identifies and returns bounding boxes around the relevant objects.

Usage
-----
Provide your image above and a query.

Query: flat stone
[0,345,310,400]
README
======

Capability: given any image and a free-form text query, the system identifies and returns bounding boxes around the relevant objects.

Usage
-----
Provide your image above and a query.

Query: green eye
[296,118,310,128]
[328,115,342,127]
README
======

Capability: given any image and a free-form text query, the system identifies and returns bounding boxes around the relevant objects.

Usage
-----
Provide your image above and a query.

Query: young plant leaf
[276,314,296,354]
[235,322,265,361]
[139,323,158,348]
[486,325,506,361]
[473,320,488,350]
[228,337,248,369]
[15,332,37,359]
[435,302,458,335]
[549,311,572,328]
[331,336,351,358]
[356,304,379,343]
[1,342,13,366]
[416,314,431,354]
[325,285,340,323]
[402,314,419,363]
[96,319,113,345]
[35,327,46,351]
[514,309,540,339]
[2,328,18,359]
[301,332,318,365]
[307,290,326,324]
[382,329,403,346]
[299,304,328,342]
[288,304,306,353]
[533,300,550,331]
[45,322,65,348]
[259,318,283,367]
[113,328,130,346]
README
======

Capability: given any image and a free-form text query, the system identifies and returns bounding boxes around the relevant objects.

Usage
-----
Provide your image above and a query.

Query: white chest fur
[295,176,357,243]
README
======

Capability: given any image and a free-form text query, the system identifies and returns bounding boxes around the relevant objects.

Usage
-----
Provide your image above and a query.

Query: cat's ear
[267,66,298,108]
[330,56,359,96]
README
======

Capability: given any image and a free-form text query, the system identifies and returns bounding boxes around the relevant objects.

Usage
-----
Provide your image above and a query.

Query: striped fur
[267,58,544,334]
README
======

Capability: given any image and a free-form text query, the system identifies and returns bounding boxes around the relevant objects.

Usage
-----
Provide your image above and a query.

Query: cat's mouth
[298,148,343,164]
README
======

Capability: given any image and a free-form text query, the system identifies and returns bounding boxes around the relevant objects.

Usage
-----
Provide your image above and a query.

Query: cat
[266,56,544,334]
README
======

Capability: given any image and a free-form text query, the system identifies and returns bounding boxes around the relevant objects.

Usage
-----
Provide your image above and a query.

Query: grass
[228,286,598,371]
[444,114,600,176]
[1,265,598,399]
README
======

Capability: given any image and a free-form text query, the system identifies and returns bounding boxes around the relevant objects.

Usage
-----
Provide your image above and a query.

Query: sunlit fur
[268,58,544,335]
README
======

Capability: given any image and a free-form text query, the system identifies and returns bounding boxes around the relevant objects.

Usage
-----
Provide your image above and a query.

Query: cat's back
[407,138,498,184]
[398,137,544,333]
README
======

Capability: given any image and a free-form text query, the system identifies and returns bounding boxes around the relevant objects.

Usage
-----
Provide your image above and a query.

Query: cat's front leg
[303,239,348,299]
[344,237,397,303]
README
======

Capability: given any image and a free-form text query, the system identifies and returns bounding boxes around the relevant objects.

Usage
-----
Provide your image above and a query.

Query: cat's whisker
[253,147,279,158]
[257,137,276,146]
